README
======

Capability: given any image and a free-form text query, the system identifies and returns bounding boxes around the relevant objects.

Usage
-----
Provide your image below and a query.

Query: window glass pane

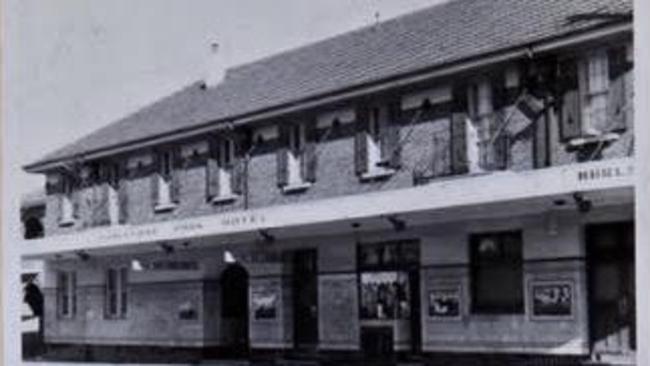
[220,139,232,167]
[120,268,128,316]
[401,241,420,264]
[59,272,69,316]
[70,272,77,316]
[289,124,303,152]
[471,231,523,313]
[370,108,381,139]
[161,151,173,176]
[107,269,117,316]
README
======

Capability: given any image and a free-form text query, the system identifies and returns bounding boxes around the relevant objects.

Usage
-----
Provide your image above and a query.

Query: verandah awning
[21,157,634,260]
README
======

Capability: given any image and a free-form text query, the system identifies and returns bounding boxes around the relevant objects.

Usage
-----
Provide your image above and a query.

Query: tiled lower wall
[44,280,206,347]
[420,260,588,354]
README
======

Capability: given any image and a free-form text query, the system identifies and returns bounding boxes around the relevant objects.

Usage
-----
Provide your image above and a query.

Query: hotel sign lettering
[92,212,268,247]
[98,227,159,242]
[576,163,634,183]
[220,213,266,227]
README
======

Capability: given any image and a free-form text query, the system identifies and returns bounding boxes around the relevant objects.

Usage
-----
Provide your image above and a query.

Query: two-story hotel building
[22,0,636,364]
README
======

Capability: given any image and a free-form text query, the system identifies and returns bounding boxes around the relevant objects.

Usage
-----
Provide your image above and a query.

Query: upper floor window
[287,123,306,186]
[105,267,128,319]
[207,135,243,203]
[152,149,180,211]
[277,122,316,192]
[582,49,609,136]
[56,174,77,227]
[464,79,509,171]
[219,138,235,168]
[470,231,523,314]
[367,107,384,170]
[57,270,76,318]
[95,162,125,226]
[354,102,400,180]
[560,45,631,142]
[106,162,120,188]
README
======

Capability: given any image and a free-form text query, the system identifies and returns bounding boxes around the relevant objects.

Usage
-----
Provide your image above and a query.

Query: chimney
[204,41,226,88]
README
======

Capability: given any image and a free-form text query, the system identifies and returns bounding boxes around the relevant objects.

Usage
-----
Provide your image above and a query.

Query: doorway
[586,222,635,360]
[220,264,249,356]
[292,249,319,351]
[357,240,421,359]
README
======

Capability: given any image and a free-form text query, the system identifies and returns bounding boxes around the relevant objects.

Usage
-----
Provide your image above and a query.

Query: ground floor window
[470,230,523,314]
[56,271,76,318]
[105,267,128,318]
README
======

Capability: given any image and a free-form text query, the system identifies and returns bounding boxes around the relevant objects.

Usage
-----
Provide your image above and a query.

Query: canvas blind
[449,113,469,174]
[354,104,370,176]
[380,102,401,170]
[302,121,318,183]
[276,124,290,187]
[558,59,582,140]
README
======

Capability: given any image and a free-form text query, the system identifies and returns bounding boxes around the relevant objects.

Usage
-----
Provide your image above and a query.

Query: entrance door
[220,264,249,357]
[408,269,421,355]
[587,222,635,359]
[293,249,318,351]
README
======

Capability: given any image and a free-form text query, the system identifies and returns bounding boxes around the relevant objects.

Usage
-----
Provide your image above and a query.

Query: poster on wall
[531,281,573,318]
[428,287,461,319]
[252,290,278,320]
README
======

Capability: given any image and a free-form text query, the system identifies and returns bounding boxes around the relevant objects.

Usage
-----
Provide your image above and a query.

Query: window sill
[568,132,620,148]
[58,219,75,227]
[282,182,312,194]
[469,313,525,320]
[104,316,128,321]
[360,168,395,182]
[154,202,177,213]
[211,194,239,204]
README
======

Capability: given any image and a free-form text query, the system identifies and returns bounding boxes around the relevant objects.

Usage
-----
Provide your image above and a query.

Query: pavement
[22,363,248,366]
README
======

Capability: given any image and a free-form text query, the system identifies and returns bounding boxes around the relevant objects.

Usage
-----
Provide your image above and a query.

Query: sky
[3,0,445,199]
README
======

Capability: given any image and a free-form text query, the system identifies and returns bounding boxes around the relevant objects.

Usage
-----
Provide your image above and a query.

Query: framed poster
[530,280,573,319]
[428,286,462,320]
[252,290,278,320]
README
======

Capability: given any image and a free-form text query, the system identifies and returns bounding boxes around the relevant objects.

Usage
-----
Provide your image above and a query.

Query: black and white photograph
[2,0,648,365]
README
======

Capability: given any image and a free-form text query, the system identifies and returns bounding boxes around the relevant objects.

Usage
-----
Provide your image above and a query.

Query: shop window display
[360,271,411,320]
[358,240,419,320]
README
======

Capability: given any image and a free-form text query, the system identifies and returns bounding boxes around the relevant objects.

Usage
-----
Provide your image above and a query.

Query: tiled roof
[26,0,632,170]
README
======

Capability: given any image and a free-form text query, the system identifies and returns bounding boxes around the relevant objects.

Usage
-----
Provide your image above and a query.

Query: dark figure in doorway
[24,280,43,319]
[23,279,45,357]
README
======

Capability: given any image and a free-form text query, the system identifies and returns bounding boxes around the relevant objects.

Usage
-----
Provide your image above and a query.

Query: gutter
[24,22,633,174]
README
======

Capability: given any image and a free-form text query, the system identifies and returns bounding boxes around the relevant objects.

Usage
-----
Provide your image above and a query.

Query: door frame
[292,249,319,350]
[219,263,250,356]
[356,239,421,357]
[585,221,635,358]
